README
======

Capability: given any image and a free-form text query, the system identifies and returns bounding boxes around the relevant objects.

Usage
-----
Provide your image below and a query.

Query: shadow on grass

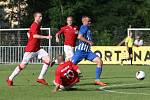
[76,82,94,86]
[80,76,134,80]
[80,77,95,80]
[63,87,99,91]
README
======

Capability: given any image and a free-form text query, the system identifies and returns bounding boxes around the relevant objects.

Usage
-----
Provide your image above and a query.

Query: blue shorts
[72,50,98,65]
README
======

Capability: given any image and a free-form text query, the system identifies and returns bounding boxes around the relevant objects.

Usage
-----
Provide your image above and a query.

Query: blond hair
[67,16,73,20]
[82,16,91,23]
[33,12,42,17]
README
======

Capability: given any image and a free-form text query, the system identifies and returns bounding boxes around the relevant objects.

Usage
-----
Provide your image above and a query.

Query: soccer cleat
[95,80,107,86]
[7,79,13,86]
[37,79,48,85]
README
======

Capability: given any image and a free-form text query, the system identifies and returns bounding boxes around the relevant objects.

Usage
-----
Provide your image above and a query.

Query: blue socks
[96,67,102,80]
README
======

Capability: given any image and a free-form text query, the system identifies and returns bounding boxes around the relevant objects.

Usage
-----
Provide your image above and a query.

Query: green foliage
[21,0,150,45]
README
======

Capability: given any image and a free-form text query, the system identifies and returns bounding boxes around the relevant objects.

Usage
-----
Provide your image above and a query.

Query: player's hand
[52,85,61,93]
[56,38,60,43]
[52,89,57,93]
[87,41,93,46]
[52,88,62,93]
[46,35,52,39]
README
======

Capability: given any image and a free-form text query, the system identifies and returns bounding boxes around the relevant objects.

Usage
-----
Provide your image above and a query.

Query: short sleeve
[79,25,88,35]
[30,23,38,35]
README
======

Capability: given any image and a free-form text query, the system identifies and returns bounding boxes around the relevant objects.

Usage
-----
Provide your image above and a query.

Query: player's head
[128,32,133,38]
[135,36,140,40]
[56,55,65,64]
[82,16,91,26]
[67,16,73,25]
[33,12,42,23]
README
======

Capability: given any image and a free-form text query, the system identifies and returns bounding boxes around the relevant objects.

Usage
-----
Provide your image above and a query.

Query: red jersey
[56,25,78,47]
[25,22,41,52]
[55,61,79,87]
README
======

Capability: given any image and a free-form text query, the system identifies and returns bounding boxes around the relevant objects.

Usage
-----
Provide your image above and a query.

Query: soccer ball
[136,71,145,80]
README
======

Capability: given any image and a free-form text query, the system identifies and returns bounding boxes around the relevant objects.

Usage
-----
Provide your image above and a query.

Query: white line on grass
[99,82,150,96]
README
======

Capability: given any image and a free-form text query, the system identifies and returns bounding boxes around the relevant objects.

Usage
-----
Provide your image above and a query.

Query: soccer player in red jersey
[53,55,80,92]
[7,12,52,86]
[55,16,78,61]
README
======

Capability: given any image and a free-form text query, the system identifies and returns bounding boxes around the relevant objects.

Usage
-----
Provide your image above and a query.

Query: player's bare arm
[33,34,52,39]
[27,32,30,38]
[78,34,93,46]
[55,33,60,42]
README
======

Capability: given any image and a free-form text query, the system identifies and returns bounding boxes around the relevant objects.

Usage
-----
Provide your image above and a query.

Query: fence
[0,28,64,64]
[0,46,64,64]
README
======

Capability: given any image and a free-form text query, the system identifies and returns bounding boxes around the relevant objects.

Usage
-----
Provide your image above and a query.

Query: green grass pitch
[0,64,150,100]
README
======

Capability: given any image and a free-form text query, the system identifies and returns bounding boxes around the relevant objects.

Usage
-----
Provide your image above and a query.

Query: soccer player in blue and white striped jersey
[72,16,107,86]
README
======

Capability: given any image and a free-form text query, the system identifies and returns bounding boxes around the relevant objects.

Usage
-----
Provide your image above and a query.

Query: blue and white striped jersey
[76,25,92,52]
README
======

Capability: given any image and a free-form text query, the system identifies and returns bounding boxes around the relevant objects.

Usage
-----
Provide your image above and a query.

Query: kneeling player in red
[53,55,80,92]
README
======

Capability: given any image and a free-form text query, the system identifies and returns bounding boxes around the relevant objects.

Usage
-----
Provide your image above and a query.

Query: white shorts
[21,49,49,64]
[64,45,74,60]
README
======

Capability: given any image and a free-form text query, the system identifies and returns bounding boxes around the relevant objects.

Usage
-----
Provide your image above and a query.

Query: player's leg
[72,50,84,74]
[7,52,34,86]
[129,48,133,65]
[121,50,127,65]
[64,45,74,61]
[121,48,132,65]
[87,51,107,86]
[64,46,83,74]
[130,54,133,65]
[37,49,50,85]
[124,47,133,65]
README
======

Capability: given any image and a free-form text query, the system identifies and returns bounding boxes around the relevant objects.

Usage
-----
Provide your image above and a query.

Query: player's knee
[19,63,26,70]
[42,56,50,64]
[95,57,103,66]
[98,60,103,66]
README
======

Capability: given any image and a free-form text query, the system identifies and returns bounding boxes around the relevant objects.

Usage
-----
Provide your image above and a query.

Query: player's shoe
[7,79,13,86]
[95,80,107,86]
[50,57,56,67]
[37,79,48,85]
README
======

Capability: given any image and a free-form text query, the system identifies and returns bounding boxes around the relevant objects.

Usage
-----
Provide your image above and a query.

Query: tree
[2,0,150,46]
